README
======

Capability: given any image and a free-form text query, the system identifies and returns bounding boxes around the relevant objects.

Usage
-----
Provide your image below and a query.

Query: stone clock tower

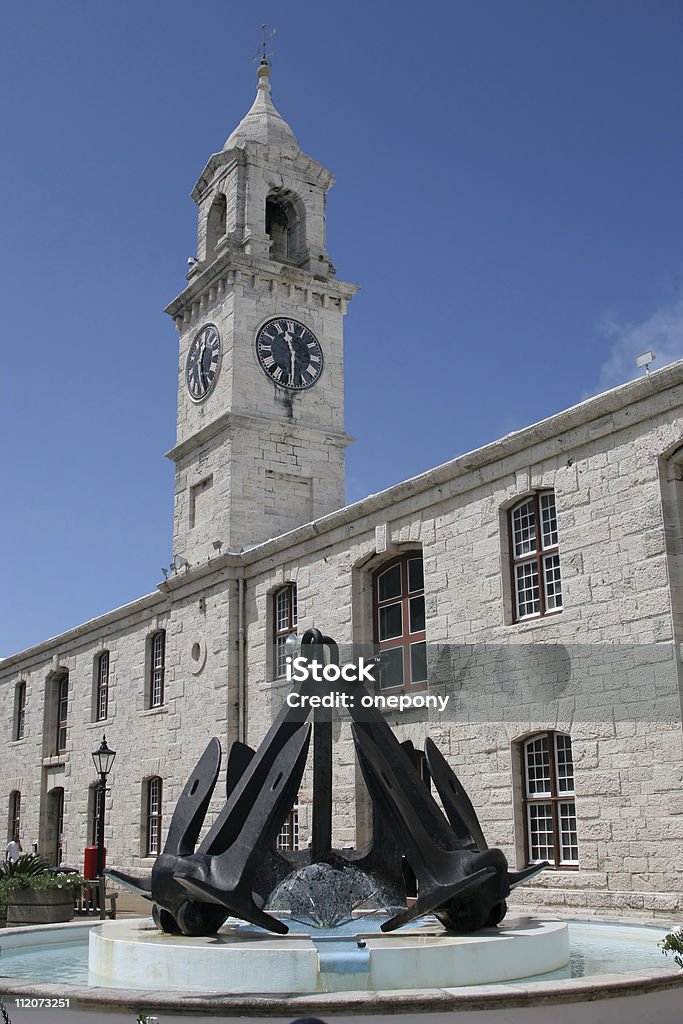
[165,60,358,564]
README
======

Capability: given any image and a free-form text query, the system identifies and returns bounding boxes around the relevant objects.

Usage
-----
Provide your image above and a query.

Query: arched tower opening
[265,188,306,264]
[206,193,227,256]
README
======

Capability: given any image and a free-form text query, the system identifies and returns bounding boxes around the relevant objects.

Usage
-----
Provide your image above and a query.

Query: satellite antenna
[635,351,656,375]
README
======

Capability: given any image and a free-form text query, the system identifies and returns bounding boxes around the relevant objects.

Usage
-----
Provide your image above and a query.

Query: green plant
[660,927,683,969]
[0,853,50,879]
[0,855,87,906]
[7,871,86,900]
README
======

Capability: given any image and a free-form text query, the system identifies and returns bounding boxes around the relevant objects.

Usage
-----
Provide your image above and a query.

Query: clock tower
[165,60,358,564]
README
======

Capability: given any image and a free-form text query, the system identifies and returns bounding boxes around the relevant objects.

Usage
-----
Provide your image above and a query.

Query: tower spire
[224,26,297,150]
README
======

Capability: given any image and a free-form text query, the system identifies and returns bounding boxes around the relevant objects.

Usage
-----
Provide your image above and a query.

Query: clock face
[186,324,221,402]
[256,317,324,390]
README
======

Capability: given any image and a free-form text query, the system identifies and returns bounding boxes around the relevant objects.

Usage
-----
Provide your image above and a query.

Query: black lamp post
[91,734,116,912]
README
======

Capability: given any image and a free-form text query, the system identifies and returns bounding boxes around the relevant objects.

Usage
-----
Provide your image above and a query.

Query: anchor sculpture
[109,628,546,935]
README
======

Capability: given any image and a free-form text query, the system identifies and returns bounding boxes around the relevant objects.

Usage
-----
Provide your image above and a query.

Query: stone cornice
[192,142,333,205]
[0,591,167,675]
[191,150,242,203]
[165,410,354,464]
[221,359,683,572]
[165,251,359,324]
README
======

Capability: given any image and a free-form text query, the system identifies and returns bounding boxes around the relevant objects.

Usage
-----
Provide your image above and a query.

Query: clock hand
[197,339,207,391]
[285,332,296,386]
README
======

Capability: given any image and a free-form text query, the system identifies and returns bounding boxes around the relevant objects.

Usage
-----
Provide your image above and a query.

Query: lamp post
[91,734,116,918]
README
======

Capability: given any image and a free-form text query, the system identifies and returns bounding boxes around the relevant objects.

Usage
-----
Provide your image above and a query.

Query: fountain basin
[87,915,569,992]
[0,915,679,1023]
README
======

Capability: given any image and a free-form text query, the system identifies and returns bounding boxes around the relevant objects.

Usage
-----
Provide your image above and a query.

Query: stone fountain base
[89,915,569,993]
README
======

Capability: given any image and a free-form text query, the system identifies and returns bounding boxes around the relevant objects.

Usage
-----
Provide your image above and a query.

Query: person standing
[5,835,22,863]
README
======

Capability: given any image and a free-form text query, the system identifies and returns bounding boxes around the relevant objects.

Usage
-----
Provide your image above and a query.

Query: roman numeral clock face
[256,318,324,390]
[185,323,221,402]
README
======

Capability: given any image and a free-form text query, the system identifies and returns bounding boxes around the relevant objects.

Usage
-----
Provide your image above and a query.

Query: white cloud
[598,292,683,391]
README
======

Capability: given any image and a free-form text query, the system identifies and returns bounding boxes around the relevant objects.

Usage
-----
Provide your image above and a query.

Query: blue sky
[2,0,683,656]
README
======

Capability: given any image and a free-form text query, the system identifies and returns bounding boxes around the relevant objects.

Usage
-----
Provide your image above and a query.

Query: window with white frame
[276,805,299,852]
[146,777,163,856]
[523,732,578,867]
[14,681,26,741]
[55,673,68,753]
[274,584,297,678]
[149,632,166,708]
[89,782,104,846]
[509,491,562,620]
[96,652,109,722]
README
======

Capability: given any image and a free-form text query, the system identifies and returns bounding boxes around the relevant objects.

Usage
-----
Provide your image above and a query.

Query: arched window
[273,584,297,678]
[205,193,227,255]
[509,491,562,620]
[144,777,163,857]
[265,189,306,264]
[14,681,26,741]
[522,731,578,868]
[95,652,109,722]
[373,552,426,690]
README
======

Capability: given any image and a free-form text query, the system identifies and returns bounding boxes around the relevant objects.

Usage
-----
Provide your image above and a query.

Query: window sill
[141,705,168,716]
[521,863,580,873]
[43,754,68,767]
[508,610,564,629]
[10,737,26,745]
[375,681,429,695]
[88,719,110,729]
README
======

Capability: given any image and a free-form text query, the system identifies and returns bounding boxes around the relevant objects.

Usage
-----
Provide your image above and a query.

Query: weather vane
[255,24,276,64]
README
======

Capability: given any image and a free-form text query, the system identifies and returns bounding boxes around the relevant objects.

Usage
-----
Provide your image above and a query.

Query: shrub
[0,855,87,907]
[0,853,51,879]
[659,927,683,969]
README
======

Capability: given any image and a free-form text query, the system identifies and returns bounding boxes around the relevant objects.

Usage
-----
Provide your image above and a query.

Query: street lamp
[91,734,116,917]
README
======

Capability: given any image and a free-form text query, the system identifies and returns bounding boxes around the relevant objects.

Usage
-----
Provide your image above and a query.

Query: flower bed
[0,854,86,927]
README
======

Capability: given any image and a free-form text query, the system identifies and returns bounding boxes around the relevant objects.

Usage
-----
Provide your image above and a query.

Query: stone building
[2,61,682,920]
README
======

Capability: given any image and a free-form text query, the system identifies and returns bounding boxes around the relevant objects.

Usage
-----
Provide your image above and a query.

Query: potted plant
[0,854,86,926]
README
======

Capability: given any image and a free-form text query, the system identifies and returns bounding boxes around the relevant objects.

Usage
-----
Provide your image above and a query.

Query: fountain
[83,626,565,992]
[0,630,679,1018]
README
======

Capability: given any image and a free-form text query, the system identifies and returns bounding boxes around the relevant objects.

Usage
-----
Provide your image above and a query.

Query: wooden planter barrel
[6,887,74,926]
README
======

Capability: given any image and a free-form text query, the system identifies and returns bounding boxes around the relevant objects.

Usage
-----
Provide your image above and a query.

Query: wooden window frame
[14,681,26,741]
[273,584,297,679]
[372,552,427,692]
[509,491,563,622]
[96,652,109,722]
[522,731,579,870]
[146,777,162,857]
